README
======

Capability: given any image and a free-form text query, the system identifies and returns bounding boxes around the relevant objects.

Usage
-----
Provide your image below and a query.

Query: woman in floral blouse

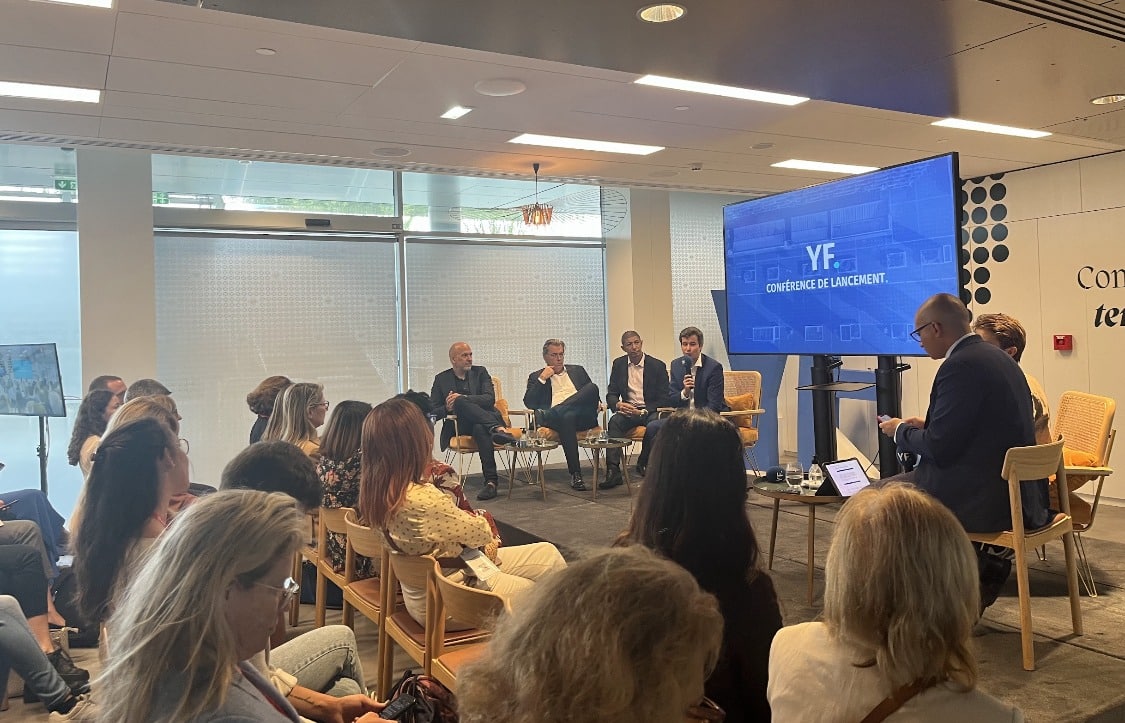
[316,400,374,579]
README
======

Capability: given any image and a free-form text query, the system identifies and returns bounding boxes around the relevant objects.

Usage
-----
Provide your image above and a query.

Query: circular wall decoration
[959,173,1008,308]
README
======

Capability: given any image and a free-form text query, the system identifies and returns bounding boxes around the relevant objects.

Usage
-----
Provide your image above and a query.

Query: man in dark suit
[431,342,516,501]
[879,293,1050,610]
[603,330,667,489]
[640,326,729,476]
[524,338,600,491]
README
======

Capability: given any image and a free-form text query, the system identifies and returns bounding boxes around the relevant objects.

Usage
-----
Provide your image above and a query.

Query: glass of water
[785,462,804,493]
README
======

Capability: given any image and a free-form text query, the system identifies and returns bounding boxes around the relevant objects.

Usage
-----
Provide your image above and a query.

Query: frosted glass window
[404,241,607,407]
[670,192,750,368]
[0,144,78,203]
[0,230,83,516]
[155,234,400,485]
[151,156,395,214]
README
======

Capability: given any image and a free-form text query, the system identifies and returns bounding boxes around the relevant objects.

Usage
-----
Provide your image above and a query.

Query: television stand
[798,356,874,463]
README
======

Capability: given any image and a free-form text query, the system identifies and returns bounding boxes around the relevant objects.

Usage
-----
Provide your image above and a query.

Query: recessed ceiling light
[372,147,411,157]
[635,74,809,105]
[931,118,1050,138]
[0,81,100,103]
[255,48,277,56]
[474,79,527,97]
[772,159,879,174]
[1091,94,1125,105]
[32,0,113,7]
[509,133,663,156]
[637,4,686,22]
[440,106,474,120]
[673,105,690,111]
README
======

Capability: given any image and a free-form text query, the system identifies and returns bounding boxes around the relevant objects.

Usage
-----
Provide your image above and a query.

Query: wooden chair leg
[1012,542,1035,671]
[378,624,393,700]
[289,552,301,627]
[1062,531,1084,634]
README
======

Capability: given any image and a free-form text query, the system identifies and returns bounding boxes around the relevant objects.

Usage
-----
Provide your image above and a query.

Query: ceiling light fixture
[510,133,663,155]
[0,81,100,103]
[522,162,553,226]
[33,0,113,7]
[772,159,879,174]
[440,106,474,119]
[637,4,686,22]
[635,74,809,105]
[1091,94,1125,105]
[931,118,1050,138]
[255,48,277,56]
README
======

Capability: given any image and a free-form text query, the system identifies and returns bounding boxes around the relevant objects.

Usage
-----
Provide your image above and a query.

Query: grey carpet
[472,464,1125,722]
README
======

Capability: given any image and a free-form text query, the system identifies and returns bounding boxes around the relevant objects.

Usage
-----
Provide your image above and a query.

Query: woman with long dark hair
[359,398,565,625]
[317,400,374,578]
[72,417,190,632]
[66,389,120,476]
[618,408,782,722]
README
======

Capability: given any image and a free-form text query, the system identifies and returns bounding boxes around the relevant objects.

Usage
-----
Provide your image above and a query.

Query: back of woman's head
[319,400,373,462]
[67,390,115,465]
[74,417,177,623]
[106,395,181,437]
[825,483,979,689]
[261,382,322,445]
[458,546,723,723]
[98,489,304,723]
[246,375,292,416]
[620,409,757,590]
[359,398,431,527]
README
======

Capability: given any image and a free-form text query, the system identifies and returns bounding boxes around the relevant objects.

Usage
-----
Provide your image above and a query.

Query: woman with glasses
[617,409,782,722]
[262,382,329,461]
[72,416,191,654]
[458,546,725,723]
[98,489,388,723]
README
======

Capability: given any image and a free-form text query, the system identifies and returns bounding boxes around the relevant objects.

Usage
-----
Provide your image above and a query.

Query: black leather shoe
[26,649,90,702]
[570,474,587,491]
[491,429,518,446]
[599,467,624,490]
[635,463,646,477]
[476,481,498,501]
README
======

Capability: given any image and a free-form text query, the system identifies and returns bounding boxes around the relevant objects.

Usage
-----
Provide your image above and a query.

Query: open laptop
[815,457,873,497]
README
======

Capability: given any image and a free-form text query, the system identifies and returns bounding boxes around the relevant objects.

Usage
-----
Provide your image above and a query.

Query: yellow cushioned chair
[445,376,521,478]
[719,371,766,473]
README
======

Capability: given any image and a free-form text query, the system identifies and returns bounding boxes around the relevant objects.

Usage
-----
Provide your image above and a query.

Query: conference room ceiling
[0,0,1123,195]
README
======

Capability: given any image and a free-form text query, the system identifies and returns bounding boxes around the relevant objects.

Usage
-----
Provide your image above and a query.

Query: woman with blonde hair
[247,375,292,444]
[359,398,566,625]
[457,546,725,723]
[97,489,386,722]
[768,483,1023,722]
[262,382,327,460]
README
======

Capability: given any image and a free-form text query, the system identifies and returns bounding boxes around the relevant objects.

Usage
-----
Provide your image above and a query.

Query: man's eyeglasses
[254,576,300,608]
[909,321,936,342]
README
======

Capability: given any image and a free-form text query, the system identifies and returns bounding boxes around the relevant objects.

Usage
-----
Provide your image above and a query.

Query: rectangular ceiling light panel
[32,0,113,6]
[772,159,880,174]
[931,118,1050,138]
[635,74,809,105]
[509,133,664,155]
[440,106,473,119]
[0,81,101,103]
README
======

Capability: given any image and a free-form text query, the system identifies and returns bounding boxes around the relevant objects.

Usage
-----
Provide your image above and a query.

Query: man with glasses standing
[878,292,1049,612]
[524,339,600,491]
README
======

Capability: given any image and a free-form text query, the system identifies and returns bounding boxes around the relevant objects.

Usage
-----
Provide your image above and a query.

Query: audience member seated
[72,417,190,652]
[263,382,328,461]
[768,484,1024,722]
[618,408,781,721]
[603,330,667,489]
[122,377,171,403]
[317,401,376,579]
[523,338,600,491]
[457,546,724,723]
[66,389,120,477]
[247,375,293,444]
[0,488,68,582]
[360,398,566,625]
[221,441,378,723]
[0,594,87,714]
[98,490,387,723]
[0,545,88,702]
[87,374,126,403]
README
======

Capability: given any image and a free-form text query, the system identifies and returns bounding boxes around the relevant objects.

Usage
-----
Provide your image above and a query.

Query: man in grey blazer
[431,342,516,501]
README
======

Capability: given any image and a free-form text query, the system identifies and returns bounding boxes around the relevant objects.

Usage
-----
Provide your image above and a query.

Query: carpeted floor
[475,461,1125,722]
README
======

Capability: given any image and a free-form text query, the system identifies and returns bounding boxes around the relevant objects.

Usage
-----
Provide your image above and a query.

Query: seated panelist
[603,331,667,490]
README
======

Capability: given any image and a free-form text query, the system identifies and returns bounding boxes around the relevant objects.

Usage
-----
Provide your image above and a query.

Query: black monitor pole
[874,356,910,478]
[36,416,48,494]
[811,355,837,463]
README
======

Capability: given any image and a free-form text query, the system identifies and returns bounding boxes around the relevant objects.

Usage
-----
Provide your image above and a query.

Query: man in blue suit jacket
[879,293,1049,610]
[640,326,728,476]
[603,330,668,489]
[524,338,600,491]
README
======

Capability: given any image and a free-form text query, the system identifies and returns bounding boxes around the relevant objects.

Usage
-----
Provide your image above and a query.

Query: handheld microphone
[683,358,695,409]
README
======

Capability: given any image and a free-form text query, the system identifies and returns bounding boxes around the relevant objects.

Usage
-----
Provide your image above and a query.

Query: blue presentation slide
[724,154,960,356]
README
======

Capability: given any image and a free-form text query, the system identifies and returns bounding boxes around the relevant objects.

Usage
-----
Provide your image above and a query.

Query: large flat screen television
[723,153,961,356]
[0,343,66,417]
